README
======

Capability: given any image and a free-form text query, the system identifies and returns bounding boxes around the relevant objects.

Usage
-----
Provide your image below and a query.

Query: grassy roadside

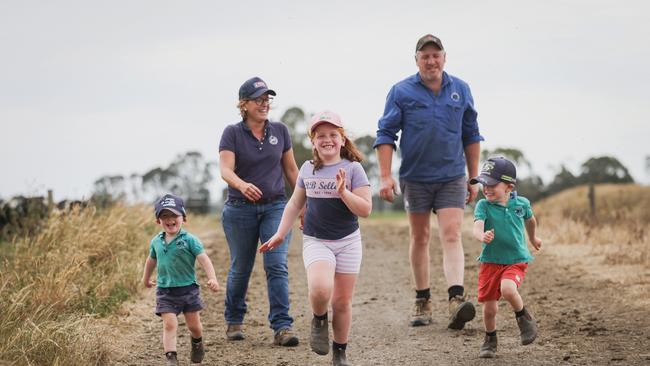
[0,204,157,366]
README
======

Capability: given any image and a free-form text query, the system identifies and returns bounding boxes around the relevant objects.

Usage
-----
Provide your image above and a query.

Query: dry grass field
[1,184,649,365]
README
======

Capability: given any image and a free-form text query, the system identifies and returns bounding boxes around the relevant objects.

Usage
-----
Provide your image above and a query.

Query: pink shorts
[478,262,528,303]
[302,229,362,274]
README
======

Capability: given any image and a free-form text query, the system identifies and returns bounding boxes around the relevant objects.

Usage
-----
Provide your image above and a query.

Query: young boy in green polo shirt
[142,193,220,365]
[469,157,542,359]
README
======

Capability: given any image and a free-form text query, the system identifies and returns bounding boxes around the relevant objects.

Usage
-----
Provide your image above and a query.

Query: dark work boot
[478,333,497,358]
[310,316,330,355]
[517,307,538,345]
[448,294,476,330]
[332,346,351,366]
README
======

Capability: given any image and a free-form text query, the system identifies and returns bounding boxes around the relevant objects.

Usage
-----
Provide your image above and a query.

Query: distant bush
[0,204,157,365]
[0,196,50,241]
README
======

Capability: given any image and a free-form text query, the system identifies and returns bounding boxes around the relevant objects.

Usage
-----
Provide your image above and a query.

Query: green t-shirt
[149,229,205,288]
[473,195,534,264]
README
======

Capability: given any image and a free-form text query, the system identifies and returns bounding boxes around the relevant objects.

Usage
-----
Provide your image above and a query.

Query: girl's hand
[531,237,542,250]
[259,234,283,253]
[336,168,347,194]
[482,229,495,244]
[206,278,220,292]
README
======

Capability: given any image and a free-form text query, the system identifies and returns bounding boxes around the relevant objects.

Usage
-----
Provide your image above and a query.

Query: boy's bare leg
[161,313,178,352]
[184,311,203,338]
[482,300,498,332]
[500,279,524,311]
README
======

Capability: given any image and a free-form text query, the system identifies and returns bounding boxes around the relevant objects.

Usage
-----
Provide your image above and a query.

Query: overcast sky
[2,0,649,201]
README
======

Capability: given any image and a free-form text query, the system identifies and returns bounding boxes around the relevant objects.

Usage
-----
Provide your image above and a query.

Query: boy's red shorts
[478,262,528,303]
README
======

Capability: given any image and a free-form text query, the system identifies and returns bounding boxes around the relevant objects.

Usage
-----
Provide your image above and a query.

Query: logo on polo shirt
[514,206,525,218]
[269,135,278,145]
[451,92,460,102]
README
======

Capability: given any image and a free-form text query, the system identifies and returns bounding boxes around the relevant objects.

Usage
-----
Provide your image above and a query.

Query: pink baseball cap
[309,110,343,136]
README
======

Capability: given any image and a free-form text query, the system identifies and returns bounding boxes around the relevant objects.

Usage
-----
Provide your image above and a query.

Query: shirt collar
[158,228,187,242]
[414,71,452,89]
[240,119,269,132]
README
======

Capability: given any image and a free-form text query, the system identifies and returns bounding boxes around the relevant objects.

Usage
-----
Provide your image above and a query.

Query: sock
[332,341,347,351]
[191,336,202,344]
[486,330,497,337]
[448,285,464,300]
[515,307,526,318]
[314,312,328,321]
[416,288,431,299]
[165,351,177,359]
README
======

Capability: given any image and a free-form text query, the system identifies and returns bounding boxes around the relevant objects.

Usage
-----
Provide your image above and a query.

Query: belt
[228,197,282,205]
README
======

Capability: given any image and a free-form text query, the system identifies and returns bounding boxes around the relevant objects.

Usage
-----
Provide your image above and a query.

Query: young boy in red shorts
[470,157,542,358]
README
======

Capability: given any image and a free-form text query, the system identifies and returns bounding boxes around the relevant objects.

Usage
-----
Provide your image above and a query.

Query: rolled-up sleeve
[374,86,402,149]
[461,87,484,147]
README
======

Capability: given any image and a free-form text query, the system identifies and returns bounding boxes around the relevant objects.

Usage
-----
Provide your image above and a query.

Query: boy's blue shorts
[155,284,204,316]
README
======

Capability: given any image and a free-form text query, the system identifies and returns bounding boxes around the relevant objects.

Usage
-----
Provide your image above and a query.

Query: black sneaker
[448,295,476,330]
[190,339,204,363]
[479,334,497,358]
[517,307,538,345]
[310,317,330,355]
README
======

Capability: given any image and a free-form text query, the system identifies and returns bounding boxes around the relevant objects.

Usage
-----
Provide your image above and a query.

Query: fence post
[588,183,595,217]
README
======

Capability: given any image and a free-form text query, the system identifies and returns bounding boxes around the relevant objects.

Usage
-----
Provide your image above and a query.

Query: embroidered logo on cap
[253,81,266,88]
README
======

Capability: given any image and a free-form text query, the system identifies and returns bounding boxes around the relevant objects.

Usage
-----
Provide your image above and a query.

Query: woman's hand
[239,182,263,201]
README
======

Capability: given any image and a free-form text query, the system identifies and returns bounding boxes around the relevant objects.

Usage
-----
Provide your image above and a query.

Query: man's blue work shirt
[374,71,484,183]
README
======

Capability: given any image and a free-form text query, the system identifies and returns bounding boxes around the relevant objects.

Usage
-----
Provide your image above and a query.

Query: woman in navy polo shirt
[219,77,300,347]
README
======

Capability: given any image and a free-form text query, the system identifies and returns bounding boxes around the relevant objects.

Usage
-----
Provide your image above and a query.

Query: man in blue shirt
[374,34,484,331]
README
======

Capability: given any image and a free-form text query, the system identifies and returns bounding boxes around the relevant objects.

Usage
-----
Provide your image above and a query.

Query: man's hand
[379,176,398,203]
[466,182,478,204]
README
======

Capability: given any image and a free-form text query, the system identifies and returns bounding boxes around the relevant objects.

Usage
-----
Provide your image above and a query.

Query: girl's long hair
[311,128,364,172]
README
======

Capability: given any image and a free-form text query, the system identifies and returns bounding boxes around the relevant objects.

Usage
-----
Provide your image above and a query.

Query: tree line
[0,106,636,241]
[89,106,635,210]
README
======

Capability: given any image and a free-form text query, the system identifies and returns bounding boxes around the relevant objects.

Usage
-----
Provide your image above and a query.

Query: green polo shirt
[149,229,205,288]
[474,195,534,264]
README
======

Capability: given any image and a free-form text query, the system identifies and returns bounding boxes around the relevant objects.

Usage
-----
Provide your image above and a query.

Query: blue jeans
[221,199,293,332]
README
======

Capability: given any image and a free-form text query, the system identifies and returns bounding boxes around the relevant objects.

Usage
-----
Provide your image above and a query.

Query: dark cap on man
[416,34,444,51]
[155,193,187,218]
[239,76,277,100]
[469,157,517,186]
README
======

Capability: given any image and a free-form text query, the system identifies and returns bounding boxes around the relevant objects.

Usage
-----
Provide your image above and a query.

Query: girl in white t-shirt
[260,110,371,366]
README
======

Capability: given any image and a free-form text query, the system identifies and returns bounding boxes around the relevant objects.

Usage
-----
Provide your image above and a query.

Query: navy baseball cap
[154,193,186,218]
[470,157,517,186]
[238,77,276,100]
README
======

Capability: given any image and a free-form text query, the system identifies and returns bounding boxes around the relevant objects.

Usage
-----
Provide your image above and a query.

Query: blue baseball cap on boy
[470,157,517,186]
[154,193,186,218]
[239,77,276,100]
